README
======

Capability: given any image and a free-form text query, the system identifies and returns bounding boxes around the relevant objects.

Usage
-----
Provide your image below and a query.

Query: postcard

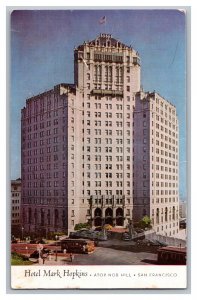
[10,8,187,289]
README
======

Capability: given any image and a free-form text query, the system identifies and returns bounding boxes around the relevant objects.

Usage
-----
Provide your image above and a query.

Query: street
[12,239,159,266]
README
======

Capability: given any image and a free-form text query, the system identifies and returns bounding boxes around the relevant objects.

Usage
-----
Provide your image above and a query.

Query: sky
[10,9,187,198]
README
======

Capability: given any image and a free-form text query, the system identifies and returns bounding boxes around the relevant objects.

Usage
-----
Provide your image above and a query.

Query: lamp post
[55,235,58,261]
[102,218,106,239]
[25,246,28,257]
[128,219,133,239]
[21,226,24,242]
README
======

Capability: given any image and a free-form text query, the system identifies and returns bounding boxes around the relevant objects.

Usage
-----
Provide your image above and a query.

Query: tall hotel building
[21,33,179,237]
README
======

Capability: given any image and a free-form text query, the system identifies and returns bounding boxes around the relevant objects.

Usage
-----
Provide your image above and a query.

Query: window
[95,112,101,117]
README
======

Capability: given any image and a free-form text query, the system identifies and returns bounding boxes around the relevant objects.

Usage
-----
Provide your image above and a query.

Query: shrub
[74,223,90,231]
[104,224,113,231]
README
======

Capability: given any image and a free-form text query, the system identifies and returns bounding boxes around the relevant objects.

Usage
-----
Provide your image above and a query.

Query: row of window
[11,193,20,197]
[142,120,178,134]
[85,95,133,102]
[12,199,20,203]
[152,197,178,204]
[144,138,178,147]
[85,129,130,136]
[86,146,130,153]
[84,181,131,187]
[22,198,62,205]
[84,190,130,196]
[86,138,130,144]
[84,155,131,162]
[12,206,20,211]
[12,213,20,218]
[24,171,132,182]
[12,219,20,224]
[83,163,130,170]
[84,172,131,178]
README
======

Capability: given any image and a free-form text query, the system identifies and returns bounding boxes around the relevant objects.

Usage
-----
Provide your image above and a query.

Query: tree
[138,215,152,229]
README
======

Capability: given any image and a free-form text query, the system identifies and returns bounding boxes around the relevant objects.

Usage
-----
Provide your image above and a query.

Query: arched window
[105,207,113,226]
[165,207,168,222]
[172,206,175,220]
[54,209,59,226]
[41,208,45,226]
[109,66,112,82]
[94,65,97,81]
[116,207,123,217]
[47,209,50,225]
[28,208,32,224]
[98,65,102,82]
[22,208,26,223]
[105,207,113,217]
[34,209,37,223]
[94,208,102,226]
[62,210,66,227]
[95,207,102,217]
[116,67,119,83]
[105,66,108,82]
[156,208,159,224]
[116,207,124,226]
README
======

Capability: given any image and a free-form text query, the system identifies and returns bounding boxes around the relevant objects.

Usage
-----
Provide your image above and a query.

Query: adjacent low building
[133,91,179,236]
[11,178,21,236]
[179,200,187,219]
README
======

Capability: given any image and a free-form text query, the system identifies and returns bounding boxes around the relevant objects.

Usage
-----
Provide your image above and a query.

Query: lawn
[11,252,34,265]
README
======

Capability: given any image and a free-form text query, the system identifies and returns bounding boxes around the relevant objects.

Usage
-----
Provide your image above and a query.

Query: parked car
[135,228,144,234]
[137,239,160,246]
[147,239,162,246]
[36,239,46,244]
[29,239,37,244]
[94,226,102,231]
[29,248,49,259]
[11,239,18,244]
[122,233,132,241]
[156,240,168,247]
[69,232,81,239]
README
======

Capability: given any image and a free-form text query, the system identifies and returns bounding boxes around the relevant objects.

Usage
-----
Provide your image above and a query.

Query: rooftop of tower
[76,33,138,54]
[136,90,176,108]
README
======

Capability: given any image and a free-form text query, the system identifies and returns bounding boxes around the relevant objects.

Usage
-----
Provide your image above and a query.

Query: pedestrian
[42,253,48,264]
[48,252,52,261]
[70,253,74,262]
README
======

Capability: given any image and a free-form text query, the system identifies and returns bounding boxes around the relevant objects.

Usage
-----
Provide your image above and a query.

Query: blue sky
[10,9,187,198]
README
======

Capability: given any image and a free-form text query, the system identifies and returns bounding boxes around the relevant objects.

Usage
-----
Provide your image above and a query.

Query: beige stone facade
[133,91,179,236]
[74,34,140,229]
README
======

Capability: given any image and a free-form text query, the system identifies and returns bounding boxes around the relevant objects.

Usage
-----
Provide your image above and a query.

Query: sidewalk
[34,254,73,265]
